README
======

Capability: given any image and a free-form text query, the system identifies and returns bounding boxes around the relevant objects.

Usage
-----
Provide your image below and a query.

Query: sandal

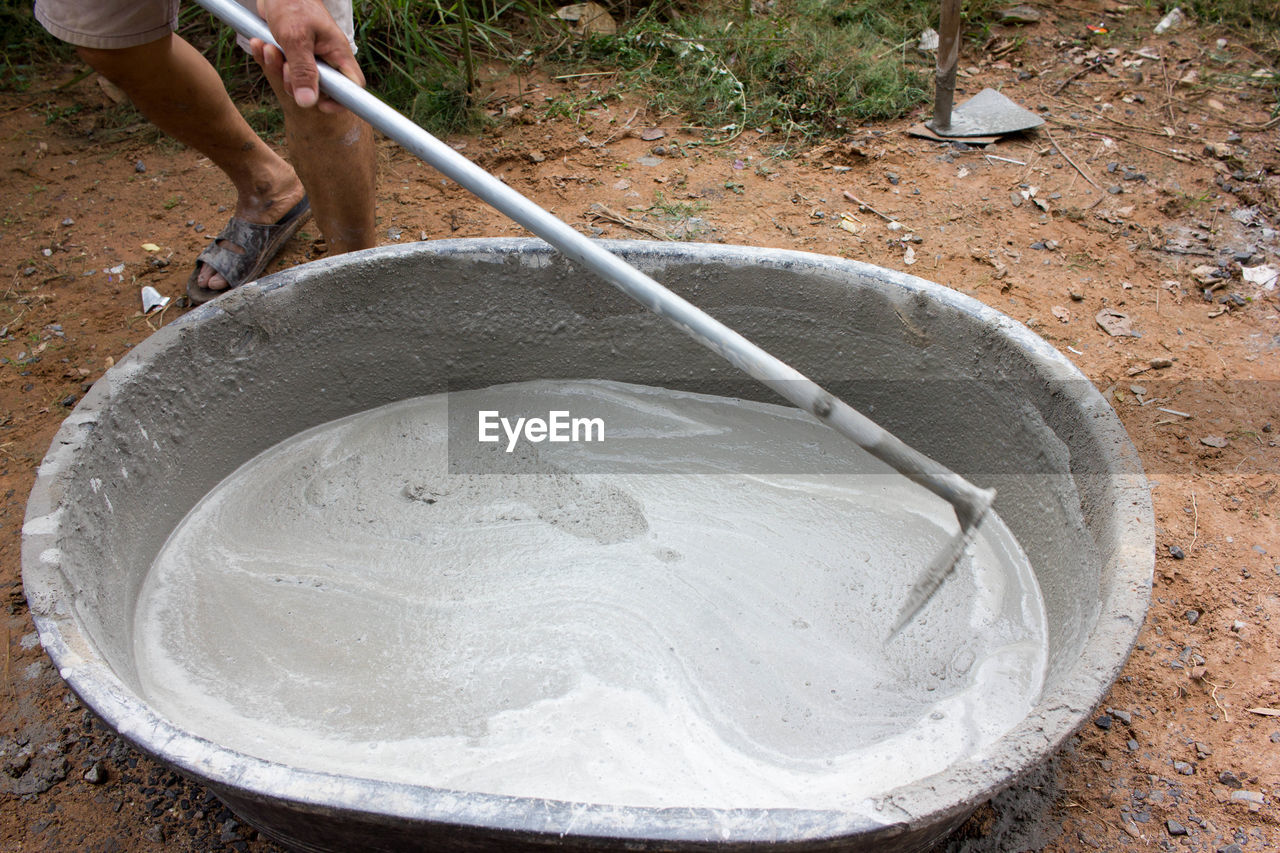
[186,196,312,304]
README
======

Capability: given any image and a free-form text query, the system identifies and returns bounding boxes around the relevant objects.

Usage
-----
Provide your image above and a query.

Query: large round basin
[23,239,1152,851]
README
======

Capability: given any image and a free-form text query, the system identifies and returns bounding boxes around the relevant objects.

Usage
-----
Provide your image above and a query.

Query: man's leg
[264,66,376,257]
[78,33,306,292]
[250,0,375,258]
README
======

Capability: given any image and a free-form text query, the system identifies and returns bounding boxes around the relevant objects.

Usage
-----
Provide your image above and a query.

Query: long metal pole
[193,0,994,621]
[929,0,962,132]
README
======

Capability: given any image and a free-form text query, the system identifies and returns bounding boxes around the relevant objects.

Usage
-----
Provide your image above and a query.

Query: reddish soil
[2,2,1278,850]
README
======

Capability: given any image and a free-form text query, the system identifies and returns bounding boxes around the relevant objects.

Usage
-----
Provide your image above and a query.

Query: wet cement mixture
[2,1,1279,850]
[134,380,1046,811]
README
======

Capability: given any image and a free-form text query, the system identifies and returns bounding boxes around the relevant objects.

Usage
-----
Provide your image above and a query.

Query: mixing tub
[23,240,1152,852]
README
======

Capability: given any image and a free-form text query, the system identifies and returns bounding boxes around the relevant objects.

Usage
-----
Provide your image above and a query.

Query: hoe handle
[193,0,995,544]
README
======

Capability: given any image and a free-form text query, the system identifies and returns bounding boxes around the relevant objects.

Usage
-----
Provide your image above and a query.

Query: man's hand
[253,0,365,113]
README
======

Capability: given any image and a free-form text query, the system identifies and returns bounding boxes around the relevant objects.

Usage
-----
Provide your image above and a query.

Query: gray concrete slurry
[134,380,1048,812]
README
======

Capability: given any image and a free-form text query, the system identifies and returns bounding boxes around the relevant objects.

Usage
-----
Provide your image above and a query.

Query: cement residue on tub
[132,379,1048,811]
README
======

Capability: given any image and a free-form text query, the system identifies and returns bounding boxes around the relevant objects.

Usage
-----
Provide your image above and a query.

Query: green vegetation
[4,0,1278,136]
[179,0,550,135]
[0,0,69,90]
[1189,0,1280,33]
[553,0,982,139]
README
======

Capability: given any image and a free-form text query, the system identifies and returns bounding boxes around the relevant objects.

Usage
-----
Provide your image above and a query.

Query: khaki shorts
[35,0,355,52]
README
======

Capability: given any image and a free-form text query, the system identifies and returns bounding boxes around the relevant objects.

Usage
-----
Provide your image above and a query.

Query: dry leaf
[838,214,864,235]
[1200,435,1229,448]
[97,74,129,105]
[1247,707,1280,717]
[554,3,617,36]
[639,128,665,141]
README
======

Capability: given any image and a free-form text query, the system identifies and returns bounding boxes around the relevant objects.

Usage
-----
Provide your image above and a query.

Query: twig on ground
[841,191,911,229]
[1203,677,1232,722]
[586,203,669,240]
[1043,124,1101,192]
[1053,59,1107,96]
[1190,491,1199,551]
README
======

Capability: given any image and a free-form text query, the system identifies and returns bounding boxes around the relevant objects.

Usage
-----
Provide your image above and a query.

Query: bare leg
[78,34,305,292]
[256,44,376,256]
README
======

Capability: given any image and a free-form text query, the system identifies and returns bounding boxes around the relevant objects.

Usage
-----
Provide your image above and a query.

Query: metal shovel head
[927,87,1044,138]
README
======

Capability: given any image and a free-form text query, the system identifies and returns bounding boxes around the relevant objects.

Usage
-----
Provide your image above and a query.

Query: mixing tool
[194,0,994,631]
[926,0,1044,138]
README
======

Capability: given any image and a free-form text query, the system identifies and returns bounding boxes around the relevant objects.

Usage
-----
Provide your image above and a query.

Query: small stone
[61,217,73,226]
[1166,819,1188,836]
[193,223,205,233]
[4,750,32,778]
[1218,770,1242,788]
[1229,790,1264,811]
[1094,714,1112,730]
[1218,844,1244,853]
[1124,820,1141,838]
[1174,761,1194,775]
[1150,357,1173,369]
[83,761,107,785]
[1127,738,1140,751]
[59,394,76,408]
[144,825,165,844]
[1108,185,1124,194]
[220,819,241,843]
[1108,708,1132,726]
[1000,5,1042,24]
[886,172,900,185]
[134,160,146,173]
[23,266,36,276]
[1169,544,1186,559]
[526,150,546,163]
[1069,289,1085,301]
[1185,609,1200,625]
[1271,731,1280,743]
[1231,620,1245,632]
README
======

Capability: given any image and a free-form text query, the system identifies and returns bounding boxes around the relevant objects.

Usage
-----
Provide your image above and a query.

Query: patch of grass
[241,101,285,138]
[650,191,705,220]
[542,88,617,124]
[179,0,550,136]
[0,0,70,90]
[552,1,1001,138]
[1188,0,1280,32]
[41,102,84,125]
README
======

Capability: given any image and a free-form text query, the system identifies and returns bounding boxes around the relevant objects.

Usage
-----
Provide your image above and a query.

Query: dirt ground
[2,2,1278,851]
